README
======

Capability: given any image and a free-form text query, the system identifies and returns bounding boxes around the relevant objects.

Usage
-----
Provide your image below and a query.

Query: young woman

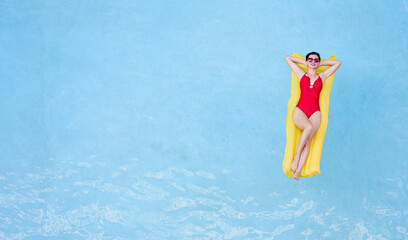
[285,52,341,180]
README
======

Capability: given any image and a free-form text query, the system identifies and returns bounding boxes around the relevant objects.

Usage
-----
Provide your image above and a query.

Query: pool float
[282,52,336,178]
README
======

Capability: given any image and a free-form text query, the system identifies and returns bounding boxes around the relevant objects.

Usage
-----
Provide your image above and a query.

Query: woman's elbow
[337,60,342,65]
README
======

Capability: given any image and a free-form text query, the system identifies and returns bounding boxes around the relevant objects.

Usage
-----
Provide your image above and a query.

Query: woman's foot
[292,169,301,180]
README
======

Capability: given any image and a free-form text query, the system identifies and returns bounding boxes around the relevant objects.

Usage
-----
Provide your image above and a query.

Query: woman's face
[306,54,320,69]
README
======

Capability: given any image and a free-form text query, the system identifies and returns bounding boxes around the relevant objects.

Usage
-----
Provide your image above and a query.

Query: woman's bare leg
[293,111,321,180]
[291,144,306,173]
[291,108,314,173]
[293,140,311,180]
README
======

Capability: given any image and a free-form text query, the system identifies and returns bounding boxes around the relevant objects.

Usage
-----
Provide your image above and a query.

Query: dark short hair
[306,52,320,61]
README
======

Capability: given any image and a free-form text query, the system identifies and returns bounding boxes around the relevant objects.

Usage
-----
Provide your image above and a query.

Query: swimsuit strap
[305,74,321,85]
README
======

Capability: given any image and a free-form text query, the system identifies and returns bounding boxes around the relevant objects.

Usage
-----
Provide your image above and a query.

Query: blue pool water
[1,1,408,239]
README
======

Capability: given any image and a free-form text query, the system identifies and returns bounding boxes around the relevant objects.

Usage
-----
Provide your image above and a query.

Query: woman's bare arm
[285,56,306,79]
[320,60,342,81]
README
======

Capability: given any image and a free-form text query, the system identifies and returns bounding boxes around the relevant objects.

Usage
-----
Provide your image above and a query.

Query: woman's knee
[304,123,313,134]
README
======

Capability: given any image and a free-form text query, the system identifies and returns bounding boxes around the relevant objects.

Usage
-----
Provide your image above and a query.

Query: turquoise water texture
[1,0,408,239]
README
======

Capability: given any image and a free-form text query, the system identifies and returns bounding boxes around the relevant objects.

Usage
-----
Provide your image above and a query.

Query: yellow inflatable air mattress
[282,52,336,178]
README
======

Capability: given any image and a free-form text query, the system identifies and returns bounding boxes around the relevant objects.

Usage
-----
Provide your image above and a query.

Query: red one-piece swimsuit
[296,74,323,118]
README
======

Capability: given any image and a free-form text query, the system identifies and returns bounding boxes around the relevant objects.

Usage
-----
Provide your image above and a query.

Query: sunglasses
[308,58,320,63]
